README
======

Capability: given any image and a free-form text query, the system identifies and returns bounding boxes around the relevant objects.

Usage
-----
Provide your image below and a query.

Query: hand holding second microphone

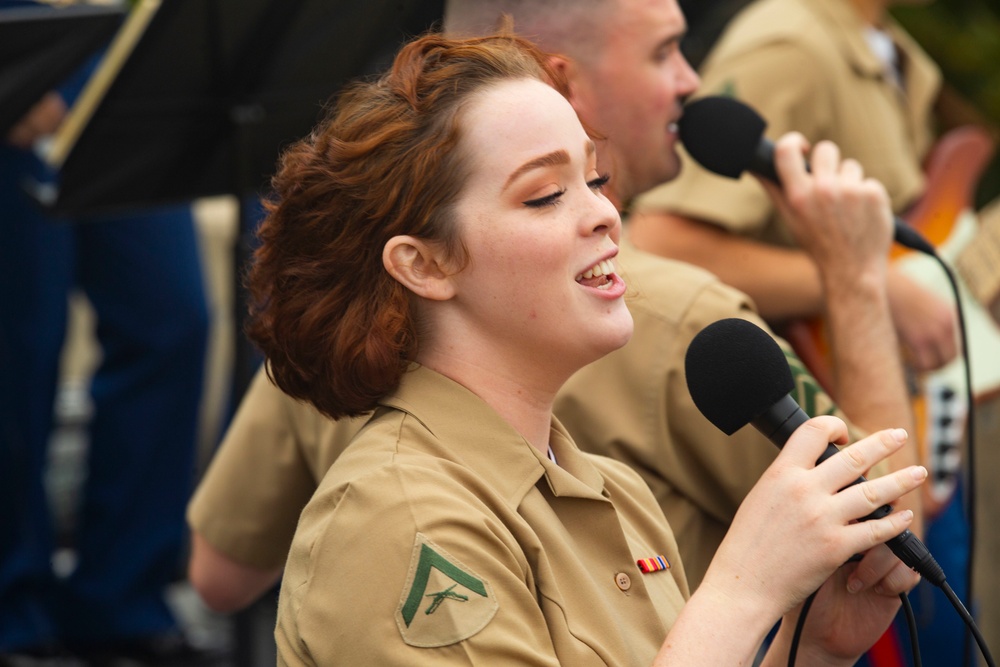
[764,134,895,286]
[677,95,936,256]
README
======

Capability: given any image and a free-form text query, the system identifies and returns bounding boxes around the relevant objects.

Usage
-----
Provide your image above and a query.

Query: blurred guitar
[782,125,997,519]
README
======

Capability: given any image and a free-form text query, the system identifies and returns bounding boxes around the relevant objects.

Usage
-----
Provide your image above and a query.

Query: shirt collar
[804,0,940,98]
[802,0,940,145]
[805,0,886,79]
[379,365,609,504]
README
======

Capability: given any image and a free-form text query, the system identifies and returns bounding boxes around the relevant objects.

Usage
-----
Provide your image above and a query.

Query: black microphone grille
[684,318,795,435]
[677,96,768,179]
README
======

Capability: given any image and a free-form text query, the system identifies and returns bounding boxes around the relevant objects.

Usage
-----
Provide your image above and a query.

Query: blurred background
[7,0,1000,665]
[892,0,1000,206]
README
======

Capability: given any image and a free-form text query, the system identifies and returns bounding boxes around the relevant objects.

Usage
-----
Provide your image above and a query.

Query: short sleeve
[276,465,562,667]
[187,368,323,569]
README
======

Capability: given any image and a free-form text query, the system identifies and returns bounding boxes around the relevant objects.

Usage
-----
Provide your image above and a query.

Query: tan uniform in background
[636,0,940,240]
[275,365,689,666]
[556,242,850,587]
[188,244,849,591]
[187,370,367,571]
[632,0,993,656]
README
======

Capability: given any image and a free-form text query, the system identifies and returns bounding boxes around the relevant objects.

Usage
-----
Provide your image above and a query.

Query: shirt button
[614,572,631,591]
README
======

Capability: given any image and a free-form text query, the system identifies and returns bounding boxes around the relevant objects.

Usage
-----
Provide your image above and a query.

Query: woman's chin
[592,312,635,360]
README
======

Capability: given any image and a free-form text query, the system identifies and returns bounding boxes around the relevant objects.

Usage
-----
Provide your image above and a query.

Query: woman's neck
[417,350,562,454]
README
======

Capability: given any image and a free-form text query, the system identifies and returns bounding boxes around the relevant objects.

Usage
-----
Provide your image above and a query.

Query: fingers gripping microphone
[684,317,945,586]
[677,96,937,256]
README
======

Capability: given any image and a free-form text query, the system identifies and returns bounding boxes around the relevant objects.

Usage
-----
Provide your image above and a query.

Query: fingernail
[902,509,914,521]
[892,428,908,444]
[912,466,927,482]
[847,579,863,594]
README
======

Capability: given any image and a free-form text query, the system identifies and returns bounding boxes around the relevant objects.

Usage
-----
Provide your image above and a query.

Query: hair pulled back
[246,32,563,419]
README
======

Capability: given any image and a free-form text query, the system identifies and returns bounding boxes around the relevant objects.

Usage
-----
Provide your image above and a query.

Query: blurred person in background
[627,0,972,662]
[0,2,211,664]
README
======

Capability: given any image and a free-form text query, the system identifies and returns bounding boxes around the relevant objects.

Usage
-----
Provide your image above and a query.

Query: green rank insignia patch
[717,79,738,98]
[784,348,837,418]
[395,533,498,648]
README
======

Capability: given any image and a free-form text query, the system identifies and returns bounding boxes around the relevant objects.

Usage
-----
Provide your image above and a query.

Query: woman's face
[446,78,633,374]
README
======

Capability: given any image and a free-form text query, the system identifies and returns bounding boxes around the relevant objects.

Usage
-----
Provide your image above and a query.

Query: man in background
[626,0,969,661]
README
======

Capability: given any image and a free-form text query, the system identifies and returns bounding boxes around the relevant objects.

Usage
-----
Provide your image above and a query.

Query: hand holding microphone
[684,319,995,667]
[684,317,943,588]
[682,317,933,661]
[678,95,936,256]
[685,100,898,291]
[680,99,960,374]
[767,135,897,282]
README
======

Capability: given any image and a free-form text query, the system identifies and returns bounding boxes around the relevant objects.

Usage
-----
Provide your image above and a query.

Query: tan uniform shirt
[275,365,689,666]
[636,0,941,244]
[187,368,367,569]
[555,242,849,587]
[187,247,849,591]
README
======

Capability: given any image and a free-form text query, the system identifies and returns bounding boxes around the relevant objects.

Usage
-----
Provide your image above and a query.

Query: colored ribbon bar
[637,555,670,573]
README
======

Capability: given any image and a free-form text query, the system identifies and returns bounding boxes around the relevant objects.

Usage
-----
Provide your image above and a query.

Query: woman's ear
[383,235,456,301]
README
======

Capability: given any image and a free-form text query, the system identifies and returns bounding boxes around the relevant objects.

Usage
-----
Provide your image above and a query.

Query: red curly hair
[246,32,566,419]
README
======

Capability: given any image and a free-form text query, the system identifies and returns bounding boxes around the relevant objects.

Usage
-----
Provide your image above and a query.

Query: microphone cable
[787,589,818,667]
[873,232,980,667]
[902,592,923,667]
[919,248,978,667]
[788,580,993,667]
[788,591,921,667]
[946,577,995,667]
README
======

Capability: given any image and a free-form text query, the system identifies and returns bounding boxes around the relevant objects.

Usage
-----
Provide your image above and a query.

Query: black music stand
[32,1,443,663]
[0,3,124,135]
[35,0,443,392]
[42,0,442,215]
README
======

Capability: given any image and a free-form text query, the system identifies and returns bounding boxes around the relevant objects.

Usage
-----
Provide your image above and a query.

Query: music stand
[0,3,124,135]
[35,0,443,391]
[39,0,443,213]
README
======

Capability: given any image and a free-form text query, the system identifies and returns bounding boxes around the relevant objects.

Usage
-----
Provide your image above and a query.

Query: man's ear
[383,235,456,301]
[548,54,583,108]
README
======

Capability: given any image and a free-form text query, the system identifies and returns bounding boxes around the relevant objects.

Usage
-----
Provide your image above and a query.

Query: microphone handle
[747,138,936,255]
[748,139,779,184]
[749,395,946,586]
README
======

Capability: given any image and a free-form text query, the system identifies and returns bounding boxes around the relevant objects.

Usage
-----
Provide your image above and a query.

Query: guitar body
[782,125,997,518]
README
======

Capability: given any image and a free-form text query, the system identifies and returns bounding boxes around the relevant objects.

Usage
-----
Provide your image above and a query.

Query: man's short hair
[443,0,613,63]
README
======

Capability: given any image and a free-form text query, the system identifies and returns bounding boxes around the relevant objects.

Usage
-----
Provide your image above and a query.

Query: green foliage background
[893,0,1000,206]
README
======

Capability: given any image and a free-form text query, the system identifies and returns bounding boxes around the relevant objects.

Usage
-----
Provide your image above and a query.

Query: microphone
[677,95,936,256]
[683,317,945,586]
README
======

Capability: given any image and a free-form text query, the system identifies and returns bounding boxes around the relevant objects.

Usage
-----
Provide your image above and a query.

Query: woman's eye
[522,174,609,208]
[588,173,611,191]
[523,189,565,208]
